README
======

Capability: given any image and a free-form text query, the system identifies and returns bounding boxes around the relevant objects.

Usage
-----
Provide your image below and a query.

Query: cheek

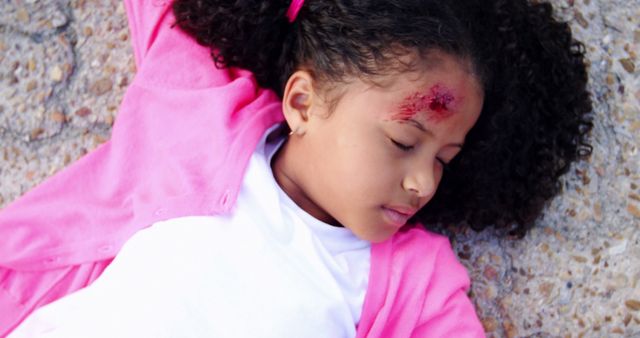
[329,136,395,193]
[314,114,401,201]
[346,148,400,197]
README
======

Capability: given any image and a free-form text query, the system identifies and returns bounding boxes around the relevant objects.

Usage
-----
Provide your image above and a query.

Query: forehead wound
[392,84,458,122]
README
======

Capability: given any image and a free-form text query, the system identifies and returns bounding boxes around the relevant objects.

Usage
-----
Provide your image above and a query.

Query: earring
[288,127,305,137]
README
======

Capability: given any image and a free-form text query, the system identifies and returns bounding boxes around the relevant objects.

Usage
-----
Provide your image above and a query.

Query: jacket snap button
[221,191,231,208]
[44,257,59,265]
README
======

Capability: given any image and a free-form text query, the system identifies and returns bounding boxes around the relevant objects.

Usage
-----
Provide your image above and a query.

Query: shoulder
[392,224,450,248]
[390,225,484,336]
[362,225,483,337]
[390,225,461,265]
[387,224,472,295]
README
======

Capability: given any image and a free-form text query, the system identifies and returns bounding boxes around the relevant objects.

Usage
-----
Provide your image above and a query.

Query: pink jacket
[0,1,484,336]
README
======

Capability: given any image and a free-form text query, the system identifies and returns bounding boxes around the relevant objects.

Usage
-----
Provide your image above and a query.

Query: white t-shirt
[10,124,371,338]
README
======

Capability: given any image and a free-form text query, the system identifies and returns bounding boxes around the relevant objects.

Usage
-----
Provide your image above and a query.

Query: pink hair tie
[286,0,304,23]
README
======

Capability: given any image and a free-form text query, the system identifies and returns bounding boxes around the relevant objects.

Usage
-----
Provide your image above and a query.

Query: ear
[282,70,315,136]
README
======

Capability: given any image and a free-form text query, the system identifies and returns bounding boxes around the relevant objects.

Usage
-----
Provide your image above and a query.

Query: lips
[386,205,418,215]
[381,205,417,227]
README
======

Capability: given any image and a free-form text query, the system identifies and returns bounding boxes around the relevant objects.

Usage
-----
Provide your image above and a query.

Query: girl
[1,0,592,336]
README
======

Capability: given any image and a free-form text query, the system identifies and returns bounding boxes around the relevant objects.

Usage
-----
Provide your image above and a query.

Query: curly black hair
[172,0,593,237]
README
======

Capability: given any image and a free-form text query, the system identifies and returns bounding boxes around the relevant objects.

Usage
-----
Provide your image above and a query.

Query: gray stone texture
[0,0,638,337]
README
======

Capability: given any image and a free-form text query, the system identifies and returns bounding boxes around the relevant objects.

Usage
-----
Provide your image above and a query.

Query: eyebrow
[402,118,465,148]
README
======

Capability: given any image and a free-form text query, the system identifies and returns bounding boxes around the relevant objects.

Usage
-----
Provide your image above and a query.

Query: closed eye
[391,138,449,167]
[391,139,413,151]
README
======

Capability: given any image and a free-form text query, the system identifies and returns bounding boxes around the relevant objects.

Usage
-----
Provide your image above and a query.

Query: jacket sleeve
[411,242,486,338]
[123,0,173,69]
[1,0,277,334]
[0,260,112,337]
[0,1,174,336]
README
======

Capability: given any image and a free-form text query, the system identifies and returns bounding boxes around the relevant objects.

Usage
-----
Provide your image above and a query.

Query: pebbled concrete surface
[0,0,638,337]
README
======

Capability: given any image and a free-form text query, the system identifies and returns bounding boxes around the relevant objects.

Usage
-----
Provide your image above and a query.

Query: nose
[402,164,437,201]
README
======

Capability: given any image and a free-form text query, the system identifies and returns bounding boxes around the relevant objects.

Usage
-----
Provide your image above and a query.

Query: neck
[270,138,339,226]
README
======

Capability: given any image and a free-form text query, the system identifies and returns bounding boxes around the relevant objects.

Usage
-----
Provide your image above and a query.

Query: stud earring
[288,126,306,137]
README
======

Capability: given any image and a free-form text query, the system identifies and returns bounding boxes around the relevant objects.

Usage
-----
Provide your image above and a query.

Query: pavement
[0,0,639,336]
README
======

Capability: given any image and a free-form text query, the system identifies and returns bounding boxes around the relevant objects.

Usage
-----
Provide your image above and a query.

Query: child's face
[276,53,483,243]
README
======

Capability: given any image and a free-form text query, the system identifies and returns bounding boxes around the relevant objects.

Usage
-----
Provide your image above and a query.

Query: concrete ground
[1,0,638,336]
